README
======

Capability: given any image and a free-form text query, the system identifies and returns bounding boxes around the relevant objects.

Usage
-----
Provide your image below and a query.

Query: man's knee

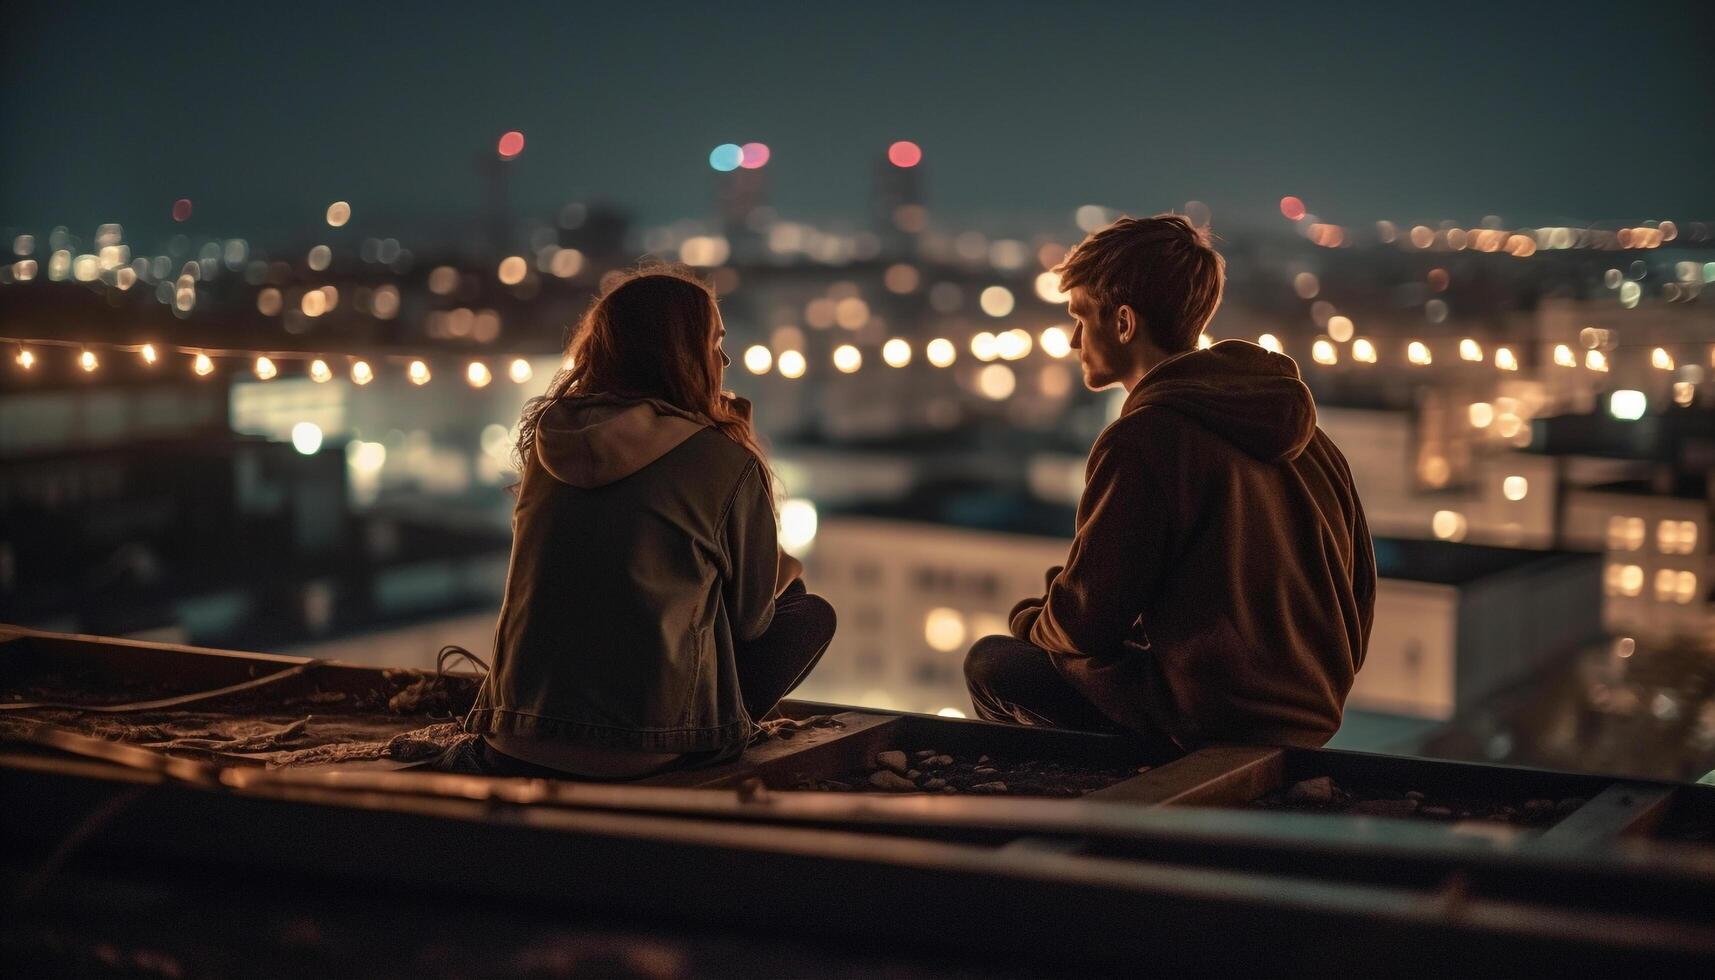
[963,634,1017,692]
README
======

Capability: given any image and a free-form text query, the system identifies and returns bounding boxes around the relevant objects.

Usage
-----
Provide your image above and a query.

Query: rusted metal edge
[1087,745,1287,806]
[1533,783,1681,851]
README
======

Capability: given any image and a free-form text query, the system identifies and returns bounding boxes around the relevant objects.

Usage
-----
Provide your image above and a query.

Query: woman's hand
[719,390,754,423]
[774,548,803,597]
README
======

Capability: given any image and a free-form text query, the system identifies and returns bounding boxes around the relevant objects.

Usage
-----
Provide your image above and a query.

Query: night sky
[5,1,1712,246]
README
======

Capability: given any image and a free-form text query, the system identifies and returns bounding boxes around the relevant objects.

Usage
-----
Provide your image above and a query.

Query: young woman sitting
[461,267,835,778]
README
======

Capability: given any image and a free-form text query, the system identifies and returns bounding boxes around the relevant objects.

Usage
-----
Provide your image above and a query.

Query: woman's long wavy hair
[513,264,774,505]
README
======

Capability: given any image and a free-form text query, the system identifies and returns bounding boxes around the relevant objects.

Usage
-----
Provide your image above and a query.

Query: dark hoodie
[1010,340,1375,749]
[464,394,778,754]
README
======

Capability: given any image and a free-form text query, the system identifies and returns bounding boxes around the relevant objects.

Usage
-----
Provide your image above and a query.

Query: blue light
[708,143,743,172]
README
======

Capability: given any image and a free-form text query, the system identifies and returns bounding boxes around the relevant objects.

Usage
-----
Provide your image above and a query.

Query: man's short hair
[1054,214,1226,352]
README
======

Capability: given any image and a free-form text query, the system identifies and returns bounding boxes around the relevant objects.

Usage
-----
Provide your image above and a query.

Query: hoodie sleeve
[1023,427,1172,658]
[721,461,779,644]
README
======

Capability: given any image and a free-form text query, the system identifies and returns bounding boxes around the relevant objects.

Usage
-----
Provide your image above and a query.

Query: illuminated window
[1618,564,1644,597]
[1606,516,1645,551]
[1675,571,1698,604]
[924,608,967,653]
[1655,569,1678,602]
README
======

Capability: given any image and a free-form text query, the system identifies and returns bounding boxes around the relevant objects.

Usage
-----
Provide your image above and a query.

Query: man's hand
[1007,565,1063,639]
[774,548,804,597]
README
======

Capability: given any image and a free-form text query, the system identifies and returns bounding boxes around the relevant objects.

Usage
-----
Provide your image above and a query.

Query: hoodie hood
[1122,340,1317,462]
[536,393,711,488]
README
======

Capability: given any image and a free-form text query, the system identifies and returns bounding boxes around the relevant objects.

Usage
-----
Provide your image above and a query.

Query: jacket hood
[1122,340,1317,462]
[536,393,710,488]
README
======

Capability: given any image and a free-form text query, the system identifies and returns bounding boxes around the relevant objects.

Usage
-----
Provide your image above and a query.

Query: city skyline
[6,2,1714,247]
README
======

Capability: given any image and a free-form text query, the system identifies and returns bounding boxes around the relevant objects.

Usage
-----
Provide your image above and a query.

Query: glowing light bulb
[777,350,806,379]
[1651,347,1674,371]
[80,350,98,372]
[193,353,214,376]
[966,331,995,361]
[1408,341,1432,365]
[16,348,34,369]
[996,328,1031,360]
[1257,333,1282,354]
[1495,347,1519,371]
[743,345,772,375]
[140,343,158,365]
[926,338,956,367]
[1586,350,1609,372]
[309,359,333,383]
[466,361,492,388]
[1311,339,1337,365]
[882,338,912,368]
[1459,338,1483,362]
[1502,476,1529,501]
[408,360,430,385]
[351,360,373,385]
[1553,344,1577,367]
[832,344,862,373]
[508,358,533,384]
[1352,338,1377,363]
[1039,326,1071,358]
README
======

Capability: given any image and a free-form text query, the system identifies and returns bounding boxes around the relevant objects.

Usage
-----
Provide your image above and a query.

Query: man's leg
[735,579,837,721]
[963,634,1122,733]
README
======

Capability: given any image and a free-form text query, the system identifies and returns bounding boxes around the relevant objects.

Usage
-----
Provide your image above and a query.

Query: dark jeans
[963,633,1123,733]
[736,577,837,722]
[471,579,835,778]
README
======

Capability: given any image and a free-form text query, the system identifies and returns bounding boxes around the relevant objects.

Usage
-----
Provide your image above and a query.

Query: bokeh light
[497,130,525,159]
[977,363,1016,400]
[326,201,351,227]
[887,141,922,168]
[832,344,862,373]
[709,143,744,172]
[777,349,807,378]
[882,338,912,368]
[172,199,193,222]
[1039,326,1071,358]
[1279,196,1306,221]
[926,338,956,367]
[744,345,772,375]
[739,142,770,169]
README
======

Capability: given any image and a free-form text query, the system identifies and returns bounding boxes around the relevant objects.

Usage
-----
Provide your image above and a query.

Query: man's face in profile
[1067,286,1125,391]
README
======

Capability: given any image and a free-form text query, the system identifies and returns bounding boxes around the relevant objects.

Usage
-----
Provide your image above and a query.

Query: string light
[351,360,374,385]
[309,358,333,383]
[508,358,533,384]
[1651,347,1674,371]
[1459,338,1483,362]
[1495,347,1519,371]
[832,344,862,373]
[743,345,772,375]
[777,350,806,379]
[882,338,912,368]
[1257,333,1282,354]
[193,353,214,376]
[926,338,956,368]
[1553,344,1577,367]
[408,359,431,385]
[1352,338,1377,363]
[80,350,97,372]
[16,348,34,370]
[466,361,492,387]
[1407,341,1432,365]
[140,343,158,365]
[254,356,277,380]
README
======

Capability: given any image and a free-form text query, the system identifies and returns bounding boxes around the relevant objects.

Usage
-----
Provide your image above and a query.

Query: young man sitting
[965,214,1375,752]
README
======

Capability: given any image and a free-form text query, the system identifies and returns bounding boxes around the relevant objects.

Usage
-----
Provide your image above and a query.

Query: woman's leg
[735,578,837,721]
